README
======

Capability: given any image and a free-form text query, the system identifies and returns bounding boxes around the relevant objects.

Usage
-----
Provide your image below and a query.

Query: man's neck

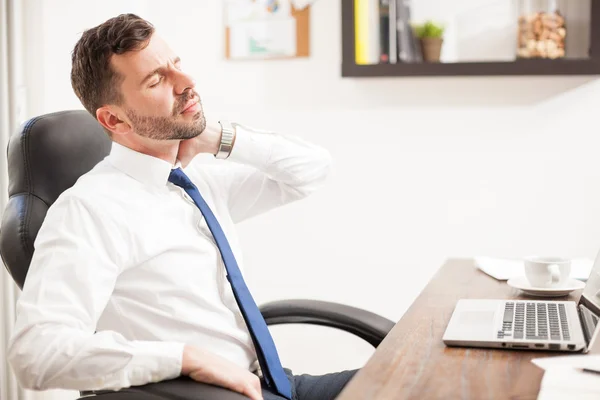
[113,137,180,166]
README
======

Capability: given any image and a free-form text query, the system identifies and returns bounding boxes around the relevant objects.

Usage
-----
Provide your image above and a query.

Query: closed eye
[149,76,163,88]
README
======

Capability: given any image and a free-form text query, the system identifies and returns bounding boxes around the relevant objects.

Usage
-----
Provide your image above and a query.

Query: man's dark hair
[70,14,154,122]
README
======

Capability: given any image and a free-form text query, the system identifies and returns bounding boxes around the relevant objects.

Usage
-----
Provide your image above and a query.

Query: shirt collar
[108,141,178,186]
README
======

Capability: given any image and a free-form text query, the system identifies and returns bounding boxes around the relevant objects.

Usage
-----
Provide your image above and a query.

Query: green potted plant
[413,20,445,63]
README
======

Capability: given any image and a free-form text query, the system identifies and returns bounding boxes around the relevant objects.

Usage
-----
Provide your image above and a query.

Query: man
[7,13,355,400]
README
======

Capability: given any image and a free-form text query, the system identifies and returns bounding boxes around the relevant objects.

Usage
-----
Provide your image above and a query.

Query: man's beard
[125,92,206,141]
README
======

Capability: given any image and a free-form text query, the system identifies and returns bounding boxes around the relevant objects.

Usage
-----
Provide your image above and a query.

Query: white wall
[14,0,600,398]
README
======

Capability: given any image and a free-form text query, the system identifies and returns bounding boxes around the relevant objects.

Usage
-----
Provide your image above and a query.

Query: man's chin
[184,130,202,140]
[173,125,204,141]
[167,131,200,141]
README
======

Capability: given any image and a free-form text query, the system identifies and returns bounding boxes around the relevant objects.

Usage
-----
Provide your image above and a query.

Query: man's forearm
[209,123,332,223]
[8,324,184,391]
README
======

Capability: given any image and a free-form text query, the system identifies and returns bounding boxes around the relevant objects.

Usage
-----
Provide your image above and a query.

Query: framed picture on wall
[224,0,311,60]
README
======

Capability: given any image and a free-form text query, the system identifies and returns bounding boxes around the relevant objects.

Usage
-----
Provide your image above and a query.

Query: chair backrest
[0,110,111,289]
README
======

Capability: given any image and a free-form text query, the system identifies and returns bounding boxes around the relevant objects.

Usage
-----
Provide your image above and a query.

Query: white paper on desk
[475,257,593,281]
[537,367,600,400]
[532,355,600,371]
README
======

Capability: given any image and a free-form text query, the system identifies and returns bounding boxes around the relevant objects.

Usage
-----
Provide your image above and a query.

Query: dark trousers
[87,369,358,400]
[265,369,357,400]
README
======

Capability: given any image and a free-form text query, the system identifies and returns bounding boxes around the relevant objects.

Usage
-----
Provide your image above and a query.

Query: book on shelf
[388,0,397,64]
[353,0,422,65]
[354,0,380,65]
[379,0,390,63]
[396,0,422,63]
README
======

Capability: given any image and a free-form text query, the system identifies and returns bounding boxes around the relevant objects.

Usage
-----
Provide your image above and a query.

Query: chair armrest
[260,299,395,348]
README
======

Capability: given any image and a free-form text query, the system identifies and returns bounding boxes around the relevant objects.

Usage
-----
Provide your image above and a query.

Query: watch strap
[216,121,236,159]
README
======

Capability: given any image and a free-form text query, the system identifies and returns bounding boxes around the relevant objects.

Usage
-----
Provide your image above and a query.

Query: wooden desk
[337,259,583,400]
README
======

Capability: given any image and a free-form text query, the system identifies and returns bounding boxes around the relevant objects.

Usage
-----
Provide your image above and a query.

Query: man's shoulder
[53,160,133,211]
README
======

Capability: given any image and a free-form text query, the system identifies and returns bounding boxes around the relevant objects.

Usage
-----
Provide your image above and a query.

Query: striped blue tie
[168,168,292,399]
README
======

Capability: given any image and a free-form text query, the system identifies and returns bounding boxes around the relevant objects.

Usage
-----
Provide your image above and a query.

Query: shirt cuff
[227,124,274,170]
[127,341,185,384]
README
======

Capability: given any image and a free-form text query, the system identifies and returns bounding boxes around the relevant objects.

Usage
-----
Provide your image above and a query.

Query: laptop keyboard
[497,302,570,341]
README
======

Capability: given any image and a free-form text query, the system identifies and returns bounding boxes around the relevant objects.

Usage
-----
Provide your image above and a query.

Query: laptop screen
[580,250,600,317]
[588,314,600,354]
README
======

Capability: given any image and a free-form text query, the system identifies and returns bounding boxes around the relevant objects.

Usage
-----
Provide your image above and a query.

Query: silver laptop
[443,251,600,353]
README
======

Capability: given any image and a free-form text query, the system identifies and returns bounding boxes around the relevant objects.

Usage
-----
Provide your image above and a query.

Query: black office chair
[0,110,394,399]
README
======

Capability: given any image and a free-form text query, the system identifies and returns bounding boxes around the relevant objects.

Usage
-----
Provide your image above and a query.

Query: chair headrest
[1,110,111,289]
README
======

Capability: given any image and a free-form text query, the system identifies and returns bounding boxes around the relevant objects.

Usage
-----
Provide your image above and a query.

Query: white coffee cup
[524,256,571,288]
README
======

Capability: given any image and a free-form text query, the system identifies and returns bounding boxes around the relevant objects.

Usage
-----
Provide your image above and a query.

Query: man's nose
[173,70,196,95]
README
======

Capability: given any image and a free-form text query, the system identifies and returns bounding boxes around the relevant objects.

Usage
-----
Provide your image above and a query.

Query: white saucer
[507,277,585,297]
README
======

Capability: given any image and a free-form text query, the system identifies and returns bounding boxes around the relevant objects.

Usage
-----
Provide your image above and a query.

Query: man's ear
[96,106,132,137]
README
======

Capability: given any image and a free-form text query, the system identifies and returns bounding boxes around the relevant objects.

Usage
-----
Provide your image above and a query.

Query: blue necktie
[168,168,292,400]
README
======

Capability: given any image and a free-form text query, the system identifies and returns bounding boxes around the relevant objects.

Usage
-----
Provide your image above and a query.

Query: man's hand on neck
[177,118,222,168]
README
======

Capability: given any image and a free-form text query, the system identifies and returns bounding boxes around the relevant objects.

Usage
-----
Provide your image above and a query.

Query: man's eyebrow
[139,56,181,86]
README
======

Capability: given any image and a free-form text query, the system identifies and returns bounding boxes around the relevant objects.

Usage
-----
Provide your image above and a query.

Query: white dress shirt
[7,125,332,391]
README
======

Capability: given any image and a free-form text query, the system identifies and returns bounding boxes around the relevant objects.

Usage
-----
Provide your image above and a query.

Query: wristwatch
[216,121,236,159]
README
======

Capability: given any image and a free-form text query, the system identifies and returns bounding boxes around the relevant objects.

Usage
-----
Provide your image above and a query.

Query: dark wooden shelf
[341,0,600,77]
[342,59,600,77]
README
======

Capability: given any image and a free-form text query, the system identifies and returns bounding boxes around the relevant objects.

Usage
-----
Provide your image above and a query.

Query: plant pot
[420,37,443,62]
